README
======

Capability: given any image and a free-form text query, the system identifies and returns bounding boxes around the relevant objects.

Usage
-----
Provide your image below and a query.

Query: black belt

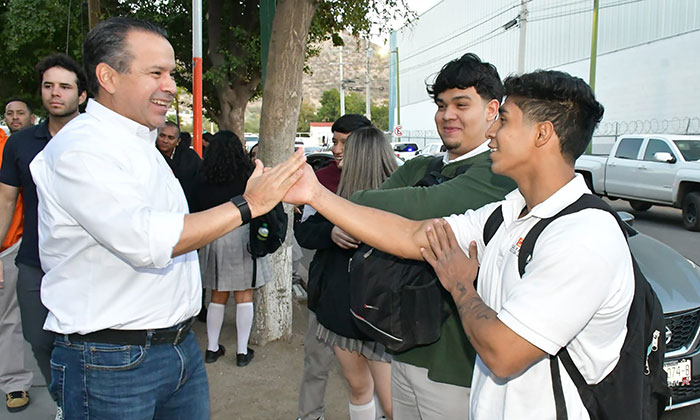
[67,317,195,346]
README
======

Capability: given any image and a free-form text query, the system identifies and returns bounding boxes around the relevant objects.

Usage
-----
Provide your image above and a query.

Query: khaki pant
[391,360,470,420]
[0,240,33,393]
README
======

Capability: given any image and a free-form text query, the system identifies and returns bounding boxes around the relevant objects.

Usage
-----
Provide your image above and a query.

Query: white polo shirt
[30,99,201,335]
[445,175,634,420]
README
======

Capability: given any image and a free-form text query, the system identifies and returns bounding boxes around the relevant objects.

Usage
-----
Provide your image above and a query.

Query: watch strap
[230,195,251,225]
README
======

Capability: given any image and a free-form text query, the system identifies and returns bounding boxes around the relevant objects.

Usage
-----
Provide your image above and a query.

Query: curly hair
[200,131,254,184]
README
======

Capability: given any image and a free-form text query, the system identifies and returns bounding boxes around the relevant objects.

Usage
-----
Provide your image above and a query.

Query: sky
[371,0,442,45]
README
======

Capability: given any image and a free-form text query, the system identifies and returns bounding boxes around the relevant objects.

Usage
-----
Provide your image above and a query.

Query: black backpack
[248,202,288,287]
[483,193,670,420]
[349,156,470,352]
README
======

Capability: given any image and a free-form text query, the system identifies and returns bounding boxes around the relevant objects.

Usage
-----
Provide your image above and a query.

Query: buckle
[172,318,193,345]
[173,324,186,345]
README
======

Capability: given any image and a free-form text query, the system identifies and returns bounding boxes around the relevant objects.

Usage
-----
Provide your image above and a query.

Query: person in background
[0,53,87,393]
[296,126,397,420]
[192,131,266,367]
[296,114,372,420]
[0,98,36,413]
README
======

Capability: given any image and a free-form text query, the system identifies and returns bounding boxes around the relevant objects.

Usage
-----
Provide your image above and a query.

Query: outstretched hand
[243,148,306,218]
[282,163,323,206]
[420,219,479,295]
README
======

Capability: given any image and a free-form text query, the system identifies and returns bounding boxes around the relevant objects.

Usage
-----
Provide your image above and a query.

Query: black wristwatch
[230,195,251,225]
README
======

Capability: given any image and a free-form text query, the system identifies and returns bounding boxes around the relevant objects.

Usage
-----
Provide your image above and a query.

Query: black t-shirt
[0,120,51,267]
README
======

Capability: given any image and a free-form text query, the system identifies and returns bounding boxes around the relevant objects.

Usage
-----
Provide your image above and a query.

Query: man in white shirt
[283,70,634,420]
[29,17,305,419]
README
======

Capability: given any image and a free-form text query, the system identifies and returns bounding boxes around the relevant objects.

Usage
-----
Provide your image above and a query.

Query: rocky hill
[302,33,390,108]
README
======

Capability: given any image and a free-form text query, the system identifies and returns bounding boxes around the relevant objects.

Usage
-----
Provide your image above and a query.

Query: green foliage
[297,100,317,132]
[0,0,412,125]
[371,102,389,131]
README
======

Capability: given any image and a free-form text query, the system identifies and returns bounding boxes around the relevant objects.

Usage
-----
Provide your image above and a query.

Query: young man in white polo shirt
[283,70,634,420]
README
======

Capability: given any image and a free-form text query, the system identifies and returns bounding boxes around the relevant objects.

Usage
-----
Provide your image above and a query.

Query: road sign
[394,125,403,137]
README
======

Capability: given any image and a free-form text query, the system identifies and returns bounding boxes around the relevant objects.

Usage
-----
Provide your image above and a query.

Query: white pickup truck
[575,134,700,230]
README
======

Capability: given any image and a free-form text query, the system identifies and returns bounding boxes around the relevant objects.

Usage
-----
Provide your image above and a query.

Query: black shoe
[205,344,225,363]
[236,348,255,367]
[6,391,30,412]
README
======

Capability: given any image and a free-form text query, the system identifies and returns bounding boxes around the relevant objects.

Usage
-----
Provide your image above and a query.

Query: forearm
[0,184,19,243]
[309,186,428,260]
[173,201,243,256]
[450,281,545,378]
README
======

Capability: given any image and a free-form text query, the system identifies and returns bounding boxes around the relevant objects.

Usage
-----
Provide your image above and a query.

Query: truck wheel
[682,192,700,231]
[629,200,652,212]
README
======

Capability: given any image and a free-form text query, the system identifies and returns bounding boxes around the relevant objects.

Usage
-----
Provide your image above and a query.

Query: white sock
[236,302,254,354]
[206,302,225,352]
[374,393,384,419]
[349,399,375,420]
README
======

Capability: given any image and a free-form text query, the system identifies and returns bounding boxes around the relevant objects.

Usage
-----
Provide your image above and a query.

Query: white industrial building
[389,0,700,153]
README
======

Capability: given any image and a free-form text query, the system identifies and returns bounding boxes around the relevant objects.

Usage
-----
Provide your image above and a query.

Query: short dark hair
[161,120,180,135]
[5,98,32,114]
[504,70,604,163]
[332,114,372,134]
[35,53,87,94]
[427,53,503,103]
[83,17,168,95]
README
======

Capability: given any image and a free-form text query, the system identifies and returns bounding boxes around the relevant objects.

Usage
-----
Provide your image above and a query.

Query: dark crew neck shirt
[0,120,52,267]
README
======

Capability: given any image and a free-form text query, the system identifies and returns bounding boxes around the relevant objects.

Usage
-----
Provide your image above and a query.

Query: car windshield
[672,139,700,161]
[394,143,418,152]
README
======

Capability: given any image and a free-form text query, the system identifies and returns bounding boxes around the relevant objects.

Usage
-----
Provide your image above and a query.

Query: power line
[399,1,528,62]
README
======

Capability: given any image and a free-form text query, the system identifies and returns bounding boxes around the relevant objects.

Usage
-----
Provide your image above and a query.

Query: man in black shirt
[0,54,87,389]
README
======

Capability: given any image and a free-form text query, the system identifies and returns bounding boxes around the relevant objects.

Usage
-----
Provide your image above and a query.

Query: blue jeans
[50,331,209,420]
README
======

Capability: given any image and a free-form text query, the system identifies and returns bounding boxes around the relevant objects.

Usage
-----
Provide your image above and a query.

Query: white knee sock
[236,302,254,355]
[349,399,375,420]
[206,302,225,352]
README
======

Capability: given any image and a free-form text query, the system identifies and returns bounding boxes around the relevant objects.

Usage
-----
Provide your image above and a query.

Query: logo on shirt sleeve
[509,237,523,256]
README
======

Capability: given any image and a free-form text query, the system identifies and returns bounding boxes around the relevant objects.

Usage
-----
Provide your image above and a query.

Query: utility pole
[395,47,400,126]
[587,0,600,154]
[517,0,528,74]
[589,0,600,92]
[87,0,100,29]
[339,46,345,116]
[365,37,371,120]
[192,0,203,156]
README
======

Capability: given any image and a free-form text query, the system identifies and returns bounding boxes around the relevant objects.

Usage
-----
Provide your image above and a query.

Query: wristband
[230,195,252,225]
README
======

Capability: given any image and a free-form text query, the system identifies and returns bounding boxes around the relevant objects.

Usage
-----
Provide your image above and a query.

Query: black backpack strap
[251,257,258,288]
[414,156,445,187]
[550,355,569,420]
[482,205,504,246]
[518,194,620,276]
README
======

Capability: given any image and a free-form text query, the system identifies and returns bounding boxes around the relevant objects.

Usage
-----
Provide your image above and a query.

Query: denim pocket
[85,344,147,371]
[49,361,65,406]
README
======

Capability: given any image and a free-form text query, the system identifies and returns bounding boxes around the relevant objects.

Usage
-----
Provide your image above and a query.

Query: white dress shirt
[445,175,634,419]
[30,99,201,334]
[442,139,490,164]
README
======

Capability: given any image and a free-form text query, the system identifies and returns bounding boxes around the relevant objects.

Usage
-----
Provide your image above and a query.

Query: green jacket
[350,151,515,387]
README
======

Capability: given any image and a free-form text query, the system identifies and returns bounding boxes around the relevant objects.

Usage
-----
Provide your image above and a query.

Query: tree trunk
[252,0,318,344]
[213,81,257,141]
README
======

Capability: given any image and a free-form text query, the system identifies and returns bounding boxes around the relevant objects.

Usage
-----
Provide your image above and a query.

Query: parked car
[391,142,420,161]
[618,212,700,410]
[420,142,446,156]
[575,134,700,230]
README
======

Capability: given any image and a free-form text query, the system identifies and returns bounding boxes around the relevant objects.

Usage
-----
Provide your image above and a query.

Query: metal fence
[393,117,700,153]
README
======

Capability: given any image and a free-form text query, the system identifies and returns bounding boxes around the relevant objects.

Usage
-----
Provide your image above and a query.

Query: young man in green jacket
[345,53,515,419]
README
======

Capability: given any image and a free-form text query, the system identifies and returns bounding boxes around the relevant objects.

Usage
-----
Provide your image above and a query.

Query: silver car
[621,212,700,409]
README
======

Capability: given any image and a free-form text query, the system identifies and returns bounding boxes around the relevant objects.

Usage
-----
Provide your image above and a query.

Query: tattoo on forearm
[454,282,495,325]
